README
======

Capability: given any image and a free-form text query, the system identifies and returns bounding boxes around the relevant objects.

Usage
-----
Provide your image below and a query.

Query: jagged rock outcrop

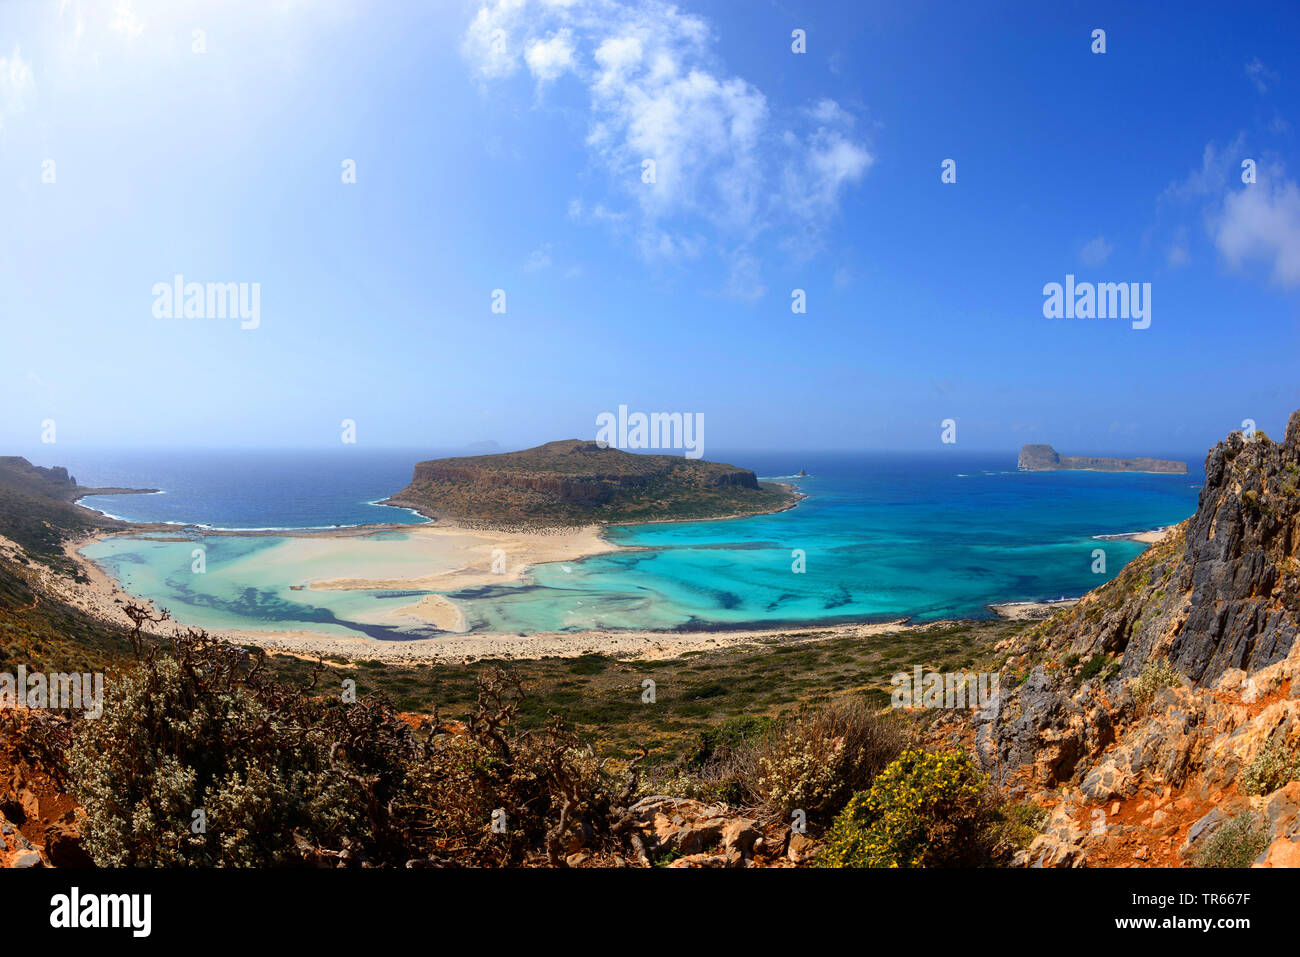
[1171,425,1300,679]
[0,716,90,869]
[1017,444,1187,473]
[982,413,1300,866]
[627,797,763,867]
[1008,657,1300,868]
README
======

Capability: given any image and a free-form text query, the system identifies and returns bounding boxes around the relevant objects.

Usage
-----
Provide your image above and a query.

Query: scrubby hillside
[975,411,1300,866]
[0,458,118,573]
[0,458,140,674]
[5,420,1300,869]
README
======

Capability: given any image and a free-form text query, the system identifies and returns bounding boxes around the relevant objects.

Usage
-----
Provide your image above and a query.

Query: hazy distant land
[1017,444,1187,474]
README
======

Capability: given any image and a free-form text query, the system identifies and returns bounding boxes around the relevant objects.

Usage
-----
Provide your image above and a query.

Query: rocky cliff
[1017,444,1187,473]
[974,413,1300,866]
[386,439,798,528]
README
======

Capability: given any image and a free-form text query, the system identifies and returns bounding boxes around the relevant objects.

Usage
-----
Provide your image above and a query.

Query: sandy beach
[1094,527,1170,545]
[302,521,616,595]
[44,525,935,662]
[65,518,618,638]
[53,519,942,663]
[217,618,924,664]
[989,599,1080,621]
[57,503,1167,664]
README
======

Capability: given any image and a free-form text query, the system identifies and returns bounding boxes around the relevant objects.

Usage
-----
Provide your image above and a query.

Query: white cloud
[579,13,769,234]
[722,249,765,301]
[807,97,853,127]
[1079,235,1113,266]
[1167,226,1190,268]
[637,228,703,261]
[1164,141,1300,286]
[1245,57,1278,94]
[462,0,873,293]
[524,244,554,271]
[110,0,144,40]
[785,128,872,218]
[1214,169,1300,286]
[526,29,576,82]
[1160,136,1246,203]
[463,0,528,79]
[0,47,35,130]
[592,34,643,80]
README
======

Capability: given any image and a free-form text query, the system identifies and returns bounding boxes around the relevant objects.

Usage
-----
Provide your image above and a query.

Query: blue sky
[1,0,1297,454]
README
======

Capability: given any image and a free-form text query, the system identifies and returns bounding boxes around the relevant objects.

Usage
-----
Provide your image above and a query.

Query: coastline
[989,599,1080,621]
[60,521,948,664]
[379,479,806,529]
[217,618,928,664]
[1016,467,1188,475]
[65,474,807,646]
[70,518,620,638]
[1092,527,1170,545]
[63,487,1173,665]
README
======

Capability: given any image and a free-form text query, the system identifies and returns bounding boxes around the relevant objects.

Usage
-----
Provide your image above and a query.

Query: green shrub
[62,629,637,867]
[1132,657,1181,705]
[66,642,363,866]
[817,749,995,868]
[746,702,906,825]
[649,714,774,802]
[1194,812,1270,868]
[1239,740,1300,797]
[988,801,1049,853]
[647,759,749,806]
[1078,653,1109,683]
[685,715,771,769]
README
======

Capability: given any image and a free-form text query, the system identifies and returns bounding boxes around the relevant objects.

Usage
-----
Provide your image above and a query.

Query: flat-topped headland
[383,439,801,528]
[1016,444,1187,474]
[0,456,160,502]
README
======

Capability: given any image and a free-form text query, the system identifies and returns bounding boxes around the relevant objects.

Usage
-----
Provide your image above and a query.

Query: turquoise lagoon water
[67,450,1204,640]
[81,532,443,641]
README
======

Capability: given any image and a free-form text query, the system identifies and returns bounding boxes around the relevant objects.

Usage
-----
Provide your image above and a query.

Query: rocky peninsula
[384,439,800,528]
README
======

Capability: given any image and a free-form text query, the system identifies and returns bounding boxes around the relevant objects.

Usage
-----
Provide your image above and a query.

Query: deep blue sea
[28,448,1205,639]
[43,449,433,529]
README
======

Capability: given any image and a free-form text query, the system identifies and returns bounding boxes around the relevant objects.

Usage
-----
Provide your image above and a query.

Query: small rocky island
[1017,444,1187,474]
[385,439,800,528]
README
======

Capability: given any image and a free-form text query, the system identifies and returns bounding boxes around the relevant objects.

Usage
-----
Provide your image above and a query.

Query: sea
[27,448,1205,641]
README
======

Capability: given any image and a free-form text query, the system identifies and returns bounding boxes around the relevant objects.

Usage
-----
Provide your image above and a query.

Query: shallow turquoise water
[79,451,1203,640]
[448,453,1201,632]
[83,533,445,641]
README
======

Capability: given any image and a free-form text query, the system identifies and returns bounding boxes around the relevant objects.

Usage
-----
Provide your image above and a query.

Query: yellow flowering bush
[818,748,994,868]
